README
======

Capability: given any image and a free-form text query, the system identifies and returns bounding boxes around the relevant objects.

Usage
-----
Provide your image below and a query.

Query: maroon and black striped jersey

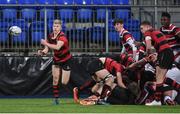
[144,29,170,53]
[119,29,135,54]
[139,42,146,54]
[138,42,146,60]
[47,31,72,63]
[160,24,180,50]
[104,58,124,76]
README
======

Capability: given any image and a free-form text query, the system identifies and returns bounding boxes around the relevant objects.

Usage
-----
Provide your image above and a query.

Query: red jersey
[160,24,180,49]
[119,29,134,54]
[104,58,124,76]
[144,29,170,53]
[47,31,72,63]
[119,53,135,67]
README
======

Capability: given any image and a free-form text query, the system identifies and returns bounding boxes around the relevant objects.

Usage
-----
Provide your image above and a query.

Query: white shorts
[166,67,180,84]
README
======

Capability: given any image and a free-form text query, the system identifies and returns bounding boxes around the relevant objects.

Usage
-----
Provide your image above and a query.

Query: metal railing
[0,4,179,56]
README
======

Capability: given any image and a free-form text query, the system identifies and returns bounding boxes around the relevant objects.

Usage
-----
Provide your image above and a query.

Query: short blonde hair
[53,19,62,25]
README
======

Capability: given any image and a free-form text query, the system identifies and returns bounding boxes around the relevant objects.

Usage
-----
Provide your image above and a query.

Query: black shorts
[53,58,73,71]
[157,49,174,69]
[107,86,135,105]
[87,58,104,75]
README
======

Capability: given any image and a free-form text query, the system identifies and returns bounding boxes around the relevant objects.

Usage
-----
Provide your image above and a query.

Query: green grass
[0,98,179,113]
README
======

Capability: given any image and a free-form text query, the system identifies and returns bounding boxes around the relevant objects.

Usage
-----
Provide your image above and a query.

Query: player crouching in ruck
[73,57,139,105]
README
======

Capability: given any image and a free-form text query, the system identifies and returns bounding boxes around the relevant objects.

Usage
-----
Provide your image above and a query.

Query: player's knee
[53,80,58,85]
[61,80,69,85]
[104,75,114,86]
[53,76,59,85]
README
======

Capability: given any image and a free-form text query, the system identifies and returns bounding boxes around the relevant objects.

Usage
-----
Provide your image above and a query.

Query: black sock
[154,91,162,101]
[100,84,112,99]
[164,77,180,90]
[155,83,163,101]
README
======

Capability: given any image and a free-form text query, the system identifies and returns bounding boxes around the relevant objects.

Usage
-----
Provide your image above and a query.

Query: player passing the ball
[38,19,73,105]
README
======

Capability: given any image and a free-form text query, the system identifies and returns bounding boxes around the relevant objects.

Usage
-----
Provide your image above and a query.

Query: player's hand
[41,39,47,46]
[148,53,157,62]
[37,50,45,56]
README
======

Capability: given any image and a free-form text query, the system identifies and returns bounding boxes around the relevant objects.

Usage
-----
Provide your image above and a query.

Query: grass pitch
[0,98,179,113]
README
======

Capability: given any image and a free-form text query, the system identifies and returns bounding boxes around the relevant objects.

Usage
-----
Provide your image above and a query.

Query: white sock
[164,96,172,102]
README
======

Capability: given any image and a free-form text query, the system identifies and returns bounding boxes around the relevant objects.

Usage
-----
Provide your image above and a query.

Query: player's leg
[164,67,180,91]
[146,49,174,106]
[163,67,180,105]
[61,59,72,85]
[87,59,114,101]
[95,69,114,100]
[52,65,61,105]
[61,69,71,85]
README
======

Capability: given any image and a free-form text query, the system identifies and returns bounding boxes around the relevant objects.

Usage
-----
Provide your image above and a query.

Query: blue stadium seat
[0,22,9,31]
[40,8,55,20]
[21,8,36,21]
[131,31,141,41]
[18,0,36,4]
[0,22,9,43]
[2,9,17,20]
[74,0,91,5]
[0,0,16,4]
[112,0,129,5]
[75,28,85,41]
[77,9,92,21]
[0,31,8,43]
[31,21,45,31]
[56,0,73,4]
[91,26,105,42]
[127,19,140,31]
[31,31,44,43]
[114,9,130,20]
[108,19,114,28]
[93,0,110,4]
[96,9,112,20]
[108,31,120,43]
[31,21,45,43]
[58,9,74,21]
[12,32,26,43]
[47,20,53,32]
[37,0,55,4]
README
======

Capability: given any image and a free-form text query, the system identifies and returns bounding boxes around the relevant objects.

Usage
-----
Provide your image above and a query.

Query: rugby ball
[9,26,22,36]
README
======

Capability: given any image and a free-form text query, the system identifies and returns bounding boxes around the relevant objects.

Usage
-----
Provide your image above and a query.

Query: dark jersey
[160,24,180,50]
[47,31,72,63]
[138,42,146,60]
[104,58,124,76]
[119,29,135,54]
[144,29,170,53]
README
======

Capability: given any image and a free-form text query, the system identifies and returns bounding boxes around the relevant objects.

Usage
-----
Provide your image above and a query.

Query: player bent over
[74,57,126,103]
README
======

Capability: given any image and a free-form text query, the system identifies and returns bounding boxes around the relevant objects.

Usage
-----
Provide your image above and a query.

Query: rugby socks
[53,85,59,99]
[155,83,163,101]
[100,84,112,100]
[164,77,180,90]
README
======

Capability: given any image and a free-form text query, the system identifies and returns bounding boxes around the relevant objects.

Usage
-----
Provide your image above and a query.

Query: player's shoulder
[122,29,131,35]
[170,24,177,29]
